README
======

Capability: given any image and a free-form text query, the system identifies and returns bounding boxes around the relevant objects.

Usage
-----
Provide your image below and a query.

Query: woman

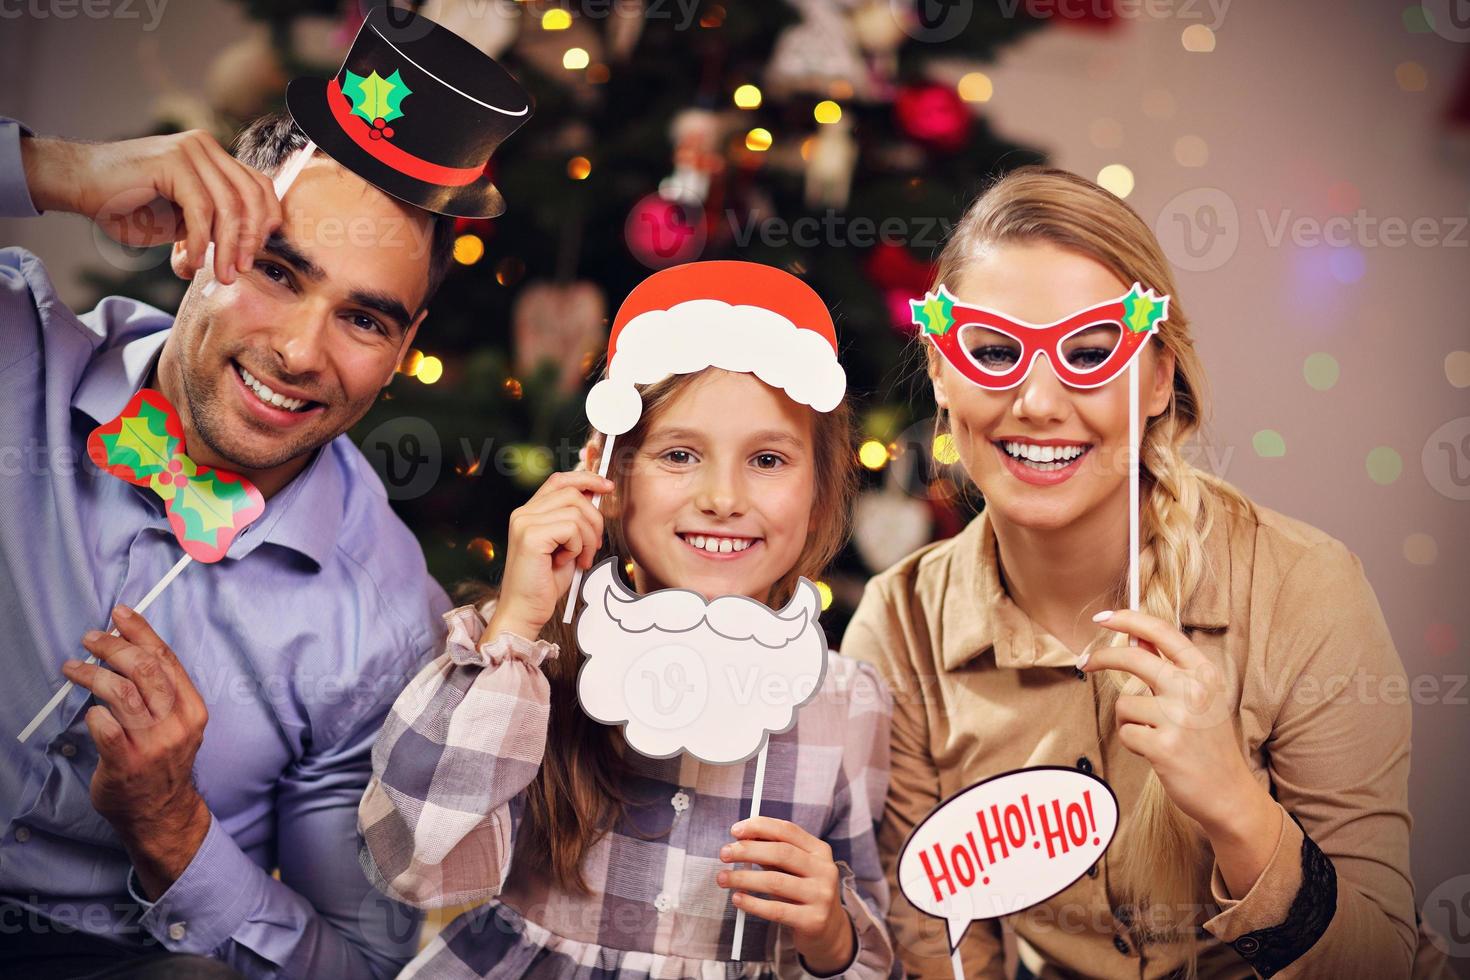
[843,167,1445,978]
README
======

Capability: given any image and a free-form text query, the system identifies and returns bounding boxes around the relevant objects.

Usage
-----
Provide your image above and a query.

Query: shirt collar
[940,494,1232,672]
[71,327,343,570]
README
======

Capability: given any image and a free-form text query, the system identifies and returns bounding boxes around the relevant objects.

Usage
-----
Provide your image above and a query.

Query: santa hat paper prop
[562,261,847,623]
[584,260,847,436]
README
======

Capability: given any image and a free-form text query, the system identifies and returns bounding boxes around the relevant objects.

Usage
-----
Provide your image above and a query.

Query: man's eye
[255,260,290,285]
[348,313,385,335]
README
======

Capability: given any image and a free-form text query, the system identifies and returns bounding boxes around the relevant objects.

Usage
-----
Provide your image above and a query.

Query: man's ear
[1146,344,1176,418]
[388,311,429,387]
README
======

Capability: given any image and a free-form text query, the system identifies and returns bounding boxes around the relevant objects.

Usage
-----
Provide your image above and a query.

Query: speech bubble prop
[898,767,1119,955]
[574,557,828,766]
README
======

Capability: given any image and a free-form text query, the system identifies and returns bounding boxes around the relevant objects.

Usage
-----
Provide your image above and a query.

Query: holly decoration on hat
[343,68,412,140]
[87,390,266,564]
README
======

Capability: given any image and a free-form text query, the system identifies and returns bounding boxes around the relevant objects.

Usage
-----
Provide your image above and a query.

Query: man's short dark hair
[230,111,457,313]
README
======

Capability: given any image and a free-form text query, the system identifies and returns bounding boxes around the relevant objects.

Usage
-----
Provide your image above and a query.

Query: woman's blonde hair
[929,166,1256,956]
[464,367,856,892]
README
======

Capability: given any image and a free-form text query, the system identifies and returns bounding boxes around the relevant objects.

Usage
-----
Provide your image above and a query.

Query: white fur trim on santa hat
[585,299,846,435]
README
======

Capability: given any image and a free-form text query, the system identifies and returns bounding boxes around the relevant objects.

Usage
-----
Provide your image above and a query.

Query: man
[0,9,532,978]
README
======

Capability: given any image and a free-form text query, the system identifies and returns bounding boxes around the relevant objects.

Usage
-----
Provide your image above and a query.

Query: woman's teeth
[1000,441,1090,471]
[681,534,756,554]
[238,363,310,412]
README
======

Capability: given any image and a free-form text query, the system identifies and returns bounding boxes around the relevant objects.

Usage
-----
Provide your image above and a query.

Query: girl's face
[621,370,816,605]
[932,241,1175,532]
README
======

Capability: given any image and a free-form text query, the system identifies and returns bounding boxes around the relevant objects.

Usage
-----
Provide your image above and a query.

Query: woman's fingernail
[1076,652,1090,670]
[1092,610,1113,623]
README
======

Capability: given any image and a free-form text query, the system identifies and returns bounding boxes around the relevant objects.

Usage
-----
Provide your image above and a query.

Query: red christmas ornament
[624,193,707,269]
[865,244,936,332]
[895,84,972,153]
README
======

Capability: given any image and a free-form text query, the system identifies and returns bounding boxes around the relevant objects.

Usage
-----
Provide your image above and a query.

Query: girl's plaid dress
[358,603,900,979]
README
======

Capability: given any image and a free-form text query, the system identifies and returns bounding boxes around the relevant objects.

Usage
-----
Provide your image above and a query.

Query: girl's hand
[718,816,855,975]
[483,470,613,643]
[1080,610,1282,873]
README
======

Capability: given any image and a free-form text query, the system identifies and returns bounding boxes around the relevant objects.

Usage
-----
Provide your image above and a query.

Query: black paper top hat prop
[285,5,532,218]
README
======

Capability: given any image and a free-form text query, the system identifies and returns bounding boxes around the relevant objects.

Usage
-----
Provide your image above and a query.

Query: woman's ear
[929,355,951,411]
[1146,345,1176,418]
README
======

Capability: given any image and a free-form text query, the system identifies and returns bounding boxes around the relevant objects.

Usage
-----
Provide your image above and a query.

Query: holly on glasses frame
[910,282,1171,391]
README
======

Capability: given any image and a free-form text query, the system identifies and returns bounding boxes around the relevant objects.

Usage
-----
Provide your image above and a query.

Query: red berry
[369,129,381,141]
[168,459,182,473]
[373,117,386,129]
[382,127,394,139]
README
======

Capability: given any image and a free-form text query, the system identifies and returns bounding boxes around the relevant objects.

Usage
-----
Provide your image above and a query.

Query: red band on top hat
[327,78,484,187]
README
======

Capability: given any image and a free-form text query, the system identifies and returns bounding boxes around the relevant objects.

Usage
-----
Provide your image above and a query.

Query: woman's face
[932,241,1175,532]
[620,370,816,605]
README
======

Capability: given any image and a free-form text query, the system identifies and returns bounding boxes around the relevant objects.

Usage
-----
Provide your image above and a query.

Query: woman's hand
[483,470,613,644]
[1080,609,1284,895]
[718,816,856,975]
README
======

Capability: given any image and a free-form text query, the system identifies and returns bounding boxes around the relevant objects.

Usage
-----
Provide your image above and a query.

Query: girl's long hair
[462,368,855,892]
[929,166,1256,959]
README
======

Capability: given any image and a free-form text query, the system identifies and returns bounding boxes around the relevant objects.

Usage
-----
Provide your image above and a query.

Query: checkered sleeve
[357,604,558,909]
[778,658,900,979]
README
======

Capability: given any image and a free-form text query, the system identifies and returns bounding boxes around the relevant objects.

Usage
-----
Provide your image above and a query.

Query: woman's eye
[970,345,1020,370]
[1067,347,1111,369]
[753,453,785,470]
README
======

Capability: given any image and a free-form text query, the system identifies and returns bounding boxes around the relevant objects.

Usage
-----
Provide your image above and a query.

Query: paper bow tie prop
[87,389,266,562]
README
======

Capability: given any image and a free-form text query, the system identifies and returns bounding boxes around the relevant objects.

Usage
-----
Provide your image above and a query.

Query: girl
[843,168,1446,979]
[359,263,897,979]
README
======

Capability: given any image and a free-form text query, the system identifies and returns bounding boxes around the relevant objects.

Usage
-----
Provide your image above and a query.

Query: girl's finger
[1092,610,1203,668]
[730,891,799,927]
[718,869,810,902]
[721,839,809,875]
[732,816,824,855]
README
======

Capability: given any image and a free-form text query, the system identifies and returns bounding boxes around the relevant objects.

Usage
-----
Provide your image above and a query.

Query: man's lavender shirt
[0,120,452,978]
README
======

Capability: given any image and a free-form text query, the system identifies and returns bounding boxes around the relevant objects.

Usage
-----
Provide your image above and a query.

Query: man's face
[166,157,432,473]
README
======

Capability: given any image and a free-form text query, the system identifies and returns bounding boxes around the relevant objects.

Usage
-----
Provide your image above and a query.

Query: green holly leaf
[98,397,177,479]
[910,286,956,337]
[1122,284,1169,333]
[171,467,249,543]
[343,68,412,124]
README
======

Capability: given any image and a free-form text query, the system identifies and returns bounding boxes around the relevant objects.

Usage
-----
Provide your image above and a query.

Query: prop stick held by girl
[358,261,898,978]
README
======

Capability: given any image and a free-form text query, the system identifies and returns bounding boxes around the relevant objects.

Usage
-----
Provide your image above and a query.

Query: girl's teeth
[684,534,753,553]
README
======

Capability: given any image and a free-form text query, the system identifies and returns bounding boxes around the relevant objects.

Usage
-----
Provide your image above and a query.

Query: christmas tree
[87,0,1050,639]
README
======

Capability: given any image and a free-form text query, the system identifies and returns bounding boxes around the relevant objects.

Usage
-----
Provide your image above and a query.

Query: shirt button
[168,922,188,942]
[1236,935,1260,956]
[1076,756,1094,774]
[653,893,674,913]
[60,742,78,758]
[671,791,691,813]
[1113,935,1130,955]
[1086,864,1098,878]
[13,826,30,843]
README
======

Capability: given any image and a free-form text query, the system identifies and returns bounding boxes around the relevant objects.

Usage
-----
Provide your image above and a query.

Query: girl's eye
[753,453,785,470]
[662,449,694,465]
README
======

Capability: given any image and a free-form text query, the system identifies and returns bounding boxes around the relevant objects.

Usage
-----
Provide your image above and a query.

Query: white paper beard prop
[574,558,828,765]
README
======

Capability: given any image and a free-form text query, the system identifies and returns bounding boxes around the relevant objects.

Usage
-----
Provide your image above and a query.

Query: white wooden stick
[729,741,770,960]
[561,433,617,625]
[1129,353,1141,634]
[18,553,194,743]
[950,948,966,980]
[202,140,317,298]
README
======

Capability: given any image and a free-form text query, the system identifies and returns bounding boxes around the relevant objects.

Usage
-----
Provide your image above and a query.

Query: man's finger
[84,704,128,756]
[63,656,153,729]
[181,140,243,283]
[78,630,176,720]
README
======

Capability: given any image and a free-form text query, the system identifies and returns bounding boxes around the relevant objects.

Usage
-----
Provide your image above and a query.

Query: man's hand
[62,604,213,901]
[19,130,282,286]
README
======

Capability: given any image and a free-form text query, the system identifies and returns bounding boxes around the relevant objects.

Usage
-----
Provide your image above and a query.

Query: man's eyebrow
[347,289,413,335]
[262,233,325,281]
